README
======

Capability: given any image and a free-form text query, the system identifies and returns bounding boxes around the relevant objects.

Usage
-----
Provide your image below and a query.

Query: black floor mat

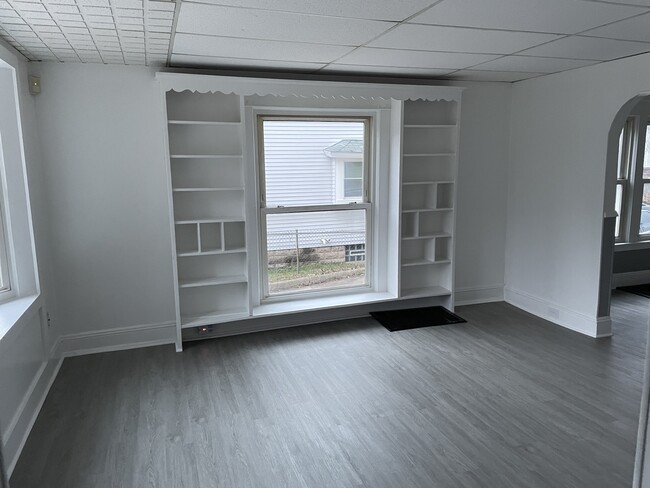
[619,283,650,299]
[370,306,466,332]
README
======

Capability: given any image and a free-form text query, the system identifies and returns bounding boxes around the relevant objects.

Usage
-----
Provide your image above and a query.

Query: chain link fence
[266,229,366,294]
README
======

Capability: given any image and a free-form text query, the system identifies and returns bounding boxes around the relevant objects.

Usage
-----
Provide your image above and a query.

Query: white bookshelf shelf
[179,275,248,288]
[172,187,243,192]
[402,208,453,213]
[181,310,250,328]
[401,286,451,299]
[168,120,241,126]
[402,233,451,241]
[174,217,244,224]
[177,248,246,257]
[403,124,456,128]
[401,259,451,267]
[402,180,454,186]
[403,153,456,157]
[170,154,243,159]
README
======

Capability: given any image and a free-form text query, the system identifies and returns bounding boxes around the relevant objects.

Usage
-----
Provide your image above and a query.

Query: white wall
[30,63,177,351]
[0,40,60,479]
[30,63,511,349]
[455,82,511,305]
[506,52,650,337]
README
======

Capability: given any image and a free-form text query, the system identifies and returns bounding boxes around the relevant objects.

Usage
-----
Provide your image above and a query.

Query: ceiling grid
[1,0,650,81]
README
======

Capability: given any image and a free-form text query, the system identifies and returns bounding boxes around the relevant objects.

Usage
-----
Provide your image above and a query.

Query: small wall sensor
[28,75,40,95]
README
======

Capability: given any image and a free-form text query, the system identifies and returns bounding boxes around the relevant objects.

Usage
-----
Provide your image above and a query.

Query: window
[343,161,363,198]
[0,136,11,295]
[258,117,371,298]
[616,116,650,242]
[615,118,633,239]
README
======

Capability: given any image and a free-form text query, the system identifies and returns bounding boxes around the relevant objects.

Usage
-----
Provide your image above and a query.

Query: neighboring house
[263,121,366,253]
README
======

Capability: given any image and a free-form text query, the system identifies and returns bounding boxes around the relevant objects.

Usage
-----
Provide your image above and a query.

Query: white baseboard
[53,321,176,358]
[504,287,607,338]
[455,285,504,306]
[613,270,650,288]
[4,354,62,479]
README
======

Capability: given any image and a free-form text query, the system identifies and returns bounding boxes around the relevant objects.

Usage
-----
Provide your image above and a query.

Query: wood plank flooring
[10,292,650,487]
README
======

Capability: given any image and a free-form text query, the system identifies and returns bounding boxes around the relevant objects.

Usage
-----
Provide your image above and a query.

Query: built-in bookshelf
[164,91,249,340]
[399,100,459,301]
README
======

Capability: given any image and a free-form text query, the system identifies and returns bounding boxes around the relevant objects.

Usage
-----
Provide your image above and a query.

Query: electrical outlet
[197,325,213,335]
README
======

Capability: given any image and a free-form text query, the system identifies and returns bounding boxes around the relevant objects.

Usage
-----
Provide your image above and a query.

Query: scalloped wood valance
[155,72,464,102]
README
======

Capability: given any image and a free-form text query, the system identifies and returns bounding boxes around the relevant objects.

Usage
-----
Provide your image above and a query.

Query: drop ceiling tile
[176,3,395,46]
[368,24,561,54]
[321,64,454,77]
[14,2,47,12]
[81,6,111,15]
[335,47,501,70]
[583,12,650,42]
[147,17,171,27]
[473,55,599,72]
[21,10,52,19]
[445,69,544,82]
[148,10,173,19]
[50,12,83,20]
[185,0,434,21]
[115,7,142,17]
[411,0,646,35]
[47,4,79,14]
[113,0,143,7]
[148,1,174,12]
[117,16,143,25]
[59,20,86,27]
[519,35,650,60]
[173,33,352,63]
[171,52,326,71]
[85,14,112,23]
[78,0,109,6]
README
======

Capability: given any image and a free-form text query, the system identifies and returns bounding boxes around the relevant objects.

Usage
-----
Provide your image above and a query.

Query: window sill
[0,294,40,343]
[615,241,650,252]
[253,290,396,318]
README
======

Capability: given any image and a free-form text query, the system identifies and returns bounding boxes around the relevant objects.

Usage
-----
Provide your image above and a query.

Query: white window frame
[256,114,373,301]
[334,158,364,203]
[618,116,650,243]
[0,133,14,300]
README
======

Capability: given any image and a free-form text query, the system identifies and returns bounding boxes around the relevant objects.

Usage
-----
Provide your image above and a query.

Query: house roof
[324,139,363,154]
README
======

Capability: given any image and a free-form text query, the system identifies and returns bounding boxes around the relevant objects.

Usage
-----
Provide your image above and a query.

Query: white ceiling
[2,0,650,82]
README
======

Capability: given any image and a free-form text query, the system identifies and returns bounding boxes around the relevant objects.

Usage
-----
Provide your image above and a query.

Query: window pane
[344,161,362,178]
[262,120,364,207]
[344,178,362,198]
[645,125,650,176]
[266,209,367,295]
[615,183,623,238]
[641,183,650,236]
[618,127,625,179]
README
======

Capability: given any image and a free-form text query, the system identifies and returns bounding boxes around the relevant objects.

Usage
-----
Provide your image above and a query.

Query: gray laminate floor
[10,292,650,488]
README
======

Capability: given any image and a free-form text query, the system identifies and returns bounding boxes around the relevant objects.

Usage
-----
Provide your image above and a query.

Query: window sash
[260,204,371,299]
[257,115,371,208]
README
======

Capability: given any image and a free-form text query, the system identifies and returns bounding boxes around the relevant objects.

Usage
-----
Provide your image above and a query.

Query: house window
[616,116,650,242]
[344,161,363,198]
[0,137,11,295]
[615,118,633,239]
[345,243,365,262]
[258,116,371,298]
